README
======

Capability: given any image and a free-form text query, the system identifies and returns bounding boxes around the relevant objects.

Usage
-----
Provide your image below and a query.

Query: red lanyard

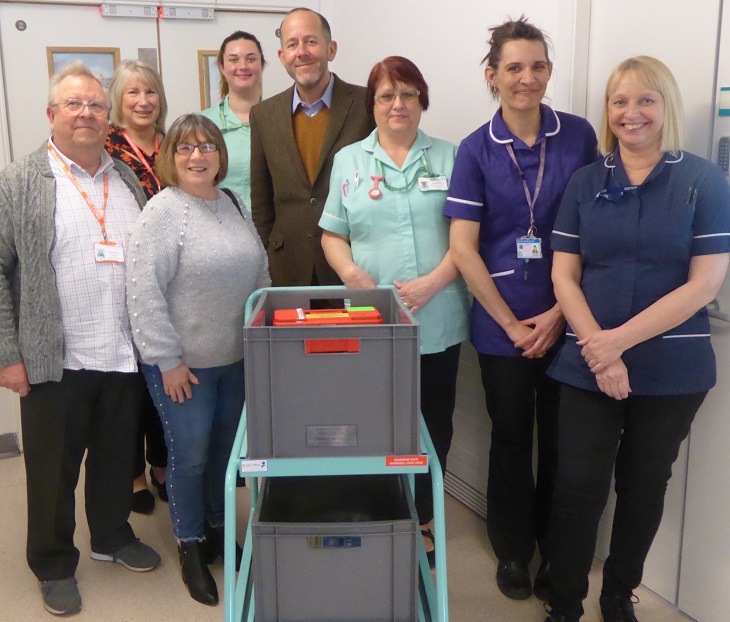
[48,143,111,241]
[120,130,161,191]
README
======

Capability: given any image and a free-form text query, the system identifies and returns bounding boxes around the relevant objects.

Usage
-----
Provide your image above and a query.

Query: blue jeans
[142,360,245,540]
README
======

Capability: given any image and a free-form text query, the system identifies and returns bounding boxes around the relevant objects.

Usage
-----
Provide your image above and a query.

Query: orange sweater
[293,107,330,184]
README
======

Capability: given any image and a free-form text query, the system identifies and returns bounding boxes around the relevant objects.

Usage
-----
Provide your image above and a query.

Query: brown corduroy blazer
[250,74,375,286]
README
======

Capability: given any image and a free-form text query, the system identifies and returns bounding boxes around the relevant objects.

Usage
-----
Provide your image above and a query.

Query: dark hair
[278,7,332,42]
[482,16,551,99]
[156,114,228,187]
[217,31,266,99]
[366,56,429,115]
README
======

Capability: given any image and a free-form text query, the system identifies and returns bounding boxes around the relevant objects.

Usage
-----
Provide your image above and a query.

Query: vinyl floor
[0,455,694,621]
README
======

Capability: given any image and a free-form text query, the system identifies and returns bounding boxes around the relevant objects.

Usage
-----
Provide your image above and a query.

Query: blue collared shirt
[444,104,598,356]
[549,149,730,395]
[292,73,334,117]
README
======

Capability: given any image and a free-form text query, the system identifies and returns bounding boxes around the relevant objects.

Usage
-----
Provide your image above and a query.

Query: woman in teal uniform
[320,56,470,567]
[201,31,265,211]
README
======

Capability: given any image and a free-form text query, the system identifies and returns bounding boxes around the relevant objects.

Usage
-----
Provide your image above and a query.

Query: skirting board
[0,433,20,459]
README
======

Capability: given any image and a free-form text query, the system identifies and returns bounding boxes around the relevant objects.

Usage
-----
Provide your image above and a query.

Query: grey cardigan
[0,142,146,384]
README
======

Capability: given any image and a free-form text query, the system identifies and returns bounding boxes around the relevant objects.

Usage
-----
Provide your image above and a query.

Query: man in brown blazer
[250,7,374,286]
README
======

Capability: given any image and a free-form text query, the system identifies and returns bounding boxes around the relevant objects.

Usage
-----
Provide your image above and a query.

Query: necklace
[184,195,222,224]
[201,197,222,223]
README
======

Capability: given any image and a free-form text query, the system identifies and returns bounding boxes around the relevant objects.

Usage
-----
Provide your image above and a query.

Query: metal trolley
[223,287,449,622]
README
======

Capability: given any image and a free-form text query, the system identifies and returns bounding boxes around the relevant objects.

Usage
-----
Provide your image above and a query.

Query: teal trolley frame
[223,287,449,622]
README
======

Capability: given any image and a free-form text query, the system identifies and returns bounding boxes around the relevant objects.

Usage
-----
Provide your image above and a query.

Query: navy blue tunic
[549,150,730,395]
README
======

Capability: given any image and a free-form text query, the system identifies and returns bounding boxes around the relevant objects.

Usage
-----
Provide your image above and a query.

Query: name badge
[516,237,542,259]
[94,241,125,263]
[418,175,448,191]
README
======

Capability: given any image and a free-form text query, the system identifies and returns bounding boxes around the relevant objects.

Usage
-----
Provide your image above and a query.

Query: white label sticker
[240,459,268,472]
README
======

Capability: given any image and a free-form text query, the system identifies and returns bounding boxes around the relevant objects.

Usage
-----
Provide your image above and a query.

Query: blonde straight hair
[599,56,684,155]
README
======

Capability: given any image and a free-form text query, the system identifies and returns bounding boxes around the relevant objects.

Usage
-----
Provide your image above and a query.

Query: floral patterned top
[105,125,163,200]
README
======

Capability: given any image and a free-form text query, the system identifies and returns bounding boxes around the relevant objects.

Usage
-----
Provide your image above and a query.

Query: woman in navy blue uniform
[546,56,730,622]
[445,17,597,601]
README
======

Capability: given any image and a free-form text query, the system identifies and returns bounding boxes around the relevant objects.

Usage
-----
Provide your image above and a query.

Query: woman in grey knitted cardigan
[126,114,270,606]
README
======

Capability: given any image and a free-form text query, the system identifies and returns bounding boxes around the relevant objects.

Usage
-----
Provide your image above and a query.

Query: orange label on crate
[386,455,428,467]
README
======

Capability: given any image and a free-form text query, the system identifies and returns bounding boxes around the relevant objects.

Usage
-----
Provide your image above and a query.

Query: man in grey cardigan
[0,62,160,616]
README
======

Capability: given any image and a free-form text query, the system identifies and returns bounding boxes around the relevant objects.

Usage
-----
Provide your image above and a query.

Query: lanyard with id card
[507,140,546,280]
[48,143,123,264]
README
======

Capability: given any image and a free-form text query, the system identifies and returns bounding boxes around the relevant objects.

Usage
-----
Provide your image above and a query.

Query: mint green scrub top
[201,95,251,212]
[320,128,470,354]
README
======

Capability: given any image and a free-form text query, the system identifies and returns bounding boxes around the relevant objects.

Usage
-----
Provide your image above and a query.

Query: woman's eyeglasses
[374,90,420,105]
[174,143,219,155]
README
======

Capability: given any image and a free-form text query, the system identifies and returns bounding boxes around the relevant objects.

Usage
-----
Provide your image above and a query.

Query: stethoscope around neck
[368,151,435,200]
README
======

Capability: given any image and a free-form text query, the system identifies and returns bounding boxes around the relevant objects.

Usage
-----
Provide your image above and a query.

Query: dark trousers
[134,378,168,478]
[549,385,705,618]
[478,353,560,563]
[20,369,144,581]
[415,344,461,524]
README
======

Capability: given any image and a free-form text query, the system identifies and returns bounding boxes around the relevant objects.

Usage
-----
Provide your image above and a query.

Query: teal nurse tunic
[201,95,251,212]
[320,128,470,354]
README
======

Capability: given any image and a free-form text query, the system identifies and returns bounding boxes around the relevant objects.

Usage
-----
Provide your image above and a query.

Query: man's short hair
[48,61,106,107]
[278,7,332,43]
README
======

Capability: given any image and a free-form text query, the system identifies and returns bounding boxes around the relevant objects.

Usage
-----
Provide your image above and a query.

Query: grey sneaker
[39,578,81,616]
[90,538,161,572]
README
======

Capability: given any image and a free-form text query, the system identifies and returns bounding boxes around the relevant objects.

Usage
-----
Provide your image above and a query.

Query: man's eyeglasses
[374,90,420,105]
[51,98,110,117]
[174,143,219,155]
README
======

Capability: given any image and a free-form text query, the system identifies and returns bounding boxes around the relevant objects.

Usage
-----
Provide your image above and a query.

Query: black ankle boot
[178,540,218,606]
[204,523,243,567]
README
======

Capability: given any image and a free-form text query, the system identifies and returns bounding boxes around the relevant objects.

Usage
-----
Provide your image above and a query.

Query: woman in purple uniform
[445,16,597,601]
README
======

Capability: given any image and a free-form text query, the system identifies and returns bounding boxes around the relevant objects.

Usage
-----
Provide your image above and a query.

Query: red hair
[366,56,429,115]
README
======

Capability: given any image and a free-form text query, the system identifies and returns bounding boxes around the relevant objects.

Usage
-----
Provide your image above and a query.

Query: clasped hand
[579,329,632,400]
[394,276,438,314]
[512,306,565,359]
[595,358,631,400]
[577,329,626,372]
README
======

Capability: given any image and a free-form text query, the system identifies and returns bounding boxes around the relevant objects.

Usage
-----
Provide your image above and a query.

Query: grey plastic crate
[252,474,418,622]
[244,288,420,459]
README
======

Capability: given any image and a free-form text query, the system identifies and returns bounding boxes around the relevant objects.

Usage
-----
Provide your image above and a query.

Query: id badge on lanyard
[94,240,125,263]
[507,140,546,280]
[516,237,542,259]
[48,143,122,263]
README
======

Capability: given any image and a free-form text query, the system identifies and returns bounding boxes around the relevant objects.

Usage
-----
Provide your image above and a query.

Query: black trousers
[478,353,560,563]
[549,385,705,618]
[20,369,144,581]
[415,343,461,524]
[134,377,168,478]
